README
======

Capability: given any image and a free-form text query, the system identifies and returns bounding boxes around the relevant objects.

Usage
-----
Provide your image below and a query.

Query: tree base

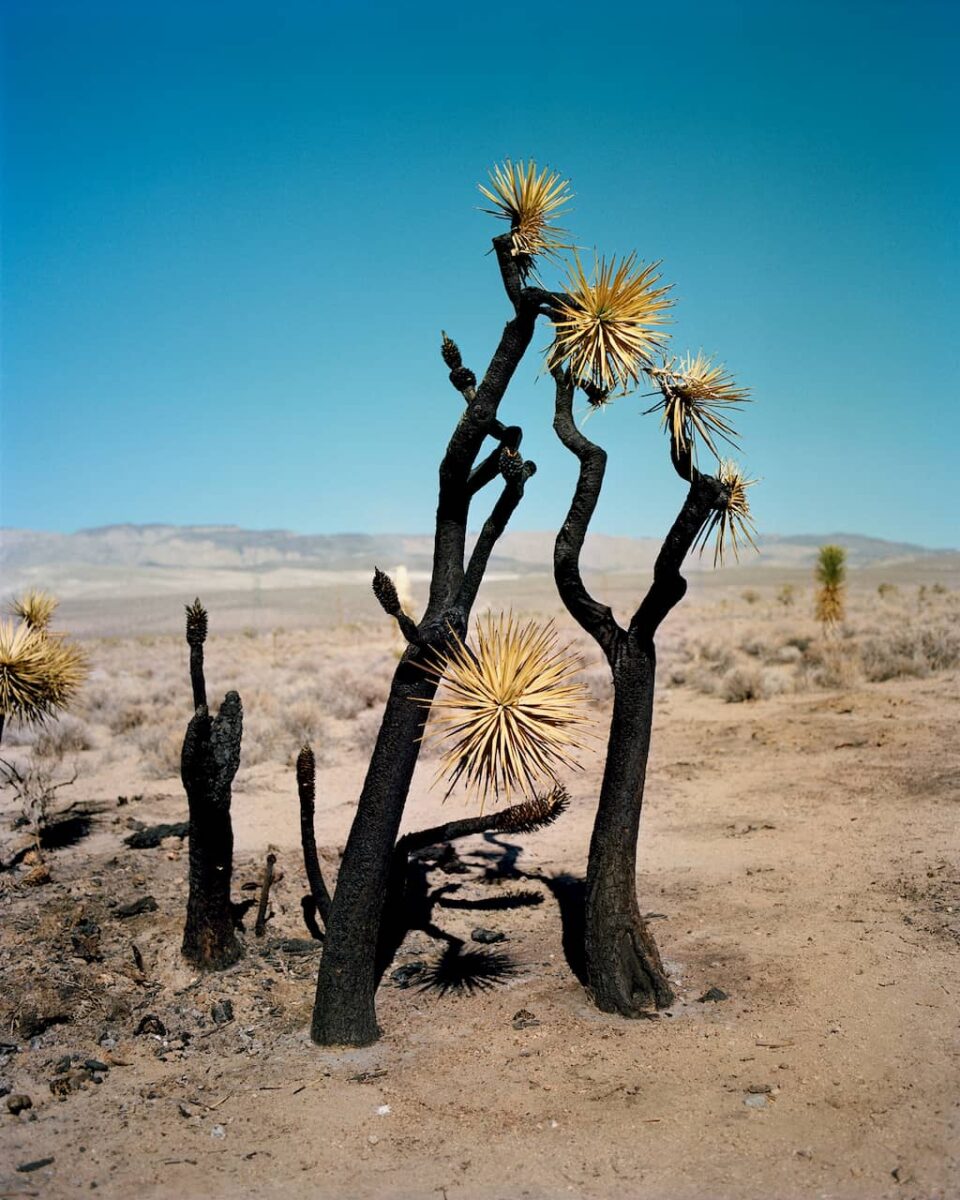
[181,921,243,972]
[587,920,674,1018]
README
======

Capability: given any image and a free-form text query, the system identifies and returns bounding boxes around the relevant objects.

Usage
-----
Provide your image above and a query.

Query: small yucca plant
[694,459,759,566]
[479,159,573,273]
[8,589,59,631]
[815,544,846,627]
[0,619,87,742]
[420,615,590,805]
[645,351,749,459]
[548,253,672,394]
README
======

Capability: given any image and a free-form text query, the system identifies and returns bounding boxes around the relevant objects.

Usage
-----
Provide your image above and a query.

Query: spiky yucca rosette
[479,160,573,270]
[8,589,59,631]
[646,351,750,458]
[0,619,86,731]
[548,253,672,394]
[420,615,590,806]
[695,460,759,567]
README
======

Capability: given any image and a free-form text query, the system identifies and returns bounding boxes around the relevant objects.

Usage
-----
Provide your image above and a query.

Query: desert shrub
[741,589,760,605]
[581,664,615,705]
[352,708,383,756]
[133,725,183,779]
[721,666,767,702]
[740,635,771,659]
[697,641,735,671]
[877,582,897,599]
[776,584,796,607]
[35,715,95,755]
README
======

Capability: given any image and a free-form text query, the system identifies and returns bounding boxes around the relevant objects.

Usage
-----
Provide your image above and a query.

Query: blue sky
[2,0,957,546]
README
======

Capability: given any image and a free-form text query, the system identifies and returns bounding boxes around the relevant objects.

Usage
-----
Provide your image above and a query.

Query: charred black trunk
[310,238,541,1045]
[551,368,726,1016]
[181,692,243,969]
[310,652,444,1045]
[584,633,673,1014]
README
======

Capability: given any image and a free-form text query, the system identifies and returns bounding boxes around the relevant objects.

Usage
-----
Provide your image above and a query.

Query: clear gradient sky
[2,0,957,546]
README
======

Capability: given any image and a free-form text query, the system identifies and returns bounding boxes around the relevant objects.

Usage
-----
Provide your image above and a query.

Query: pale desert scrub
[668,583,958,701]
[65,621,397,782]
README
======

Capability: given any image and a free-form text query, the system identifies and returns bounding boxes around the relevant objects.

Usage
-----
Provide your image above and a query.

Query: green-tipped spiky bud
[185,598,208,647]
[372,567,401,616]
[440,331,461,371]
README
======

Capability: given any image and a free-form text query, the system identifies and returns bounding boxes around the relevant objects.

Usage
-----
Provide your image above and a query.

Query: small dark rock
[116,896,158,918]
[746,1083,773,1094]
[124,822,189,849]
[0,1080,11,1097]
[53,1055,74,1074]
[6,1093,32,1115]
[471,928,506,945]
[135,1014,166,1037]
[84,1059,109,1073]
[16,1156,54,1173]
[512,1009,540,1029]
[698,987,729,1003]
[211,1000,234,1026]
[390,962,427,989]
[279,939,322,956]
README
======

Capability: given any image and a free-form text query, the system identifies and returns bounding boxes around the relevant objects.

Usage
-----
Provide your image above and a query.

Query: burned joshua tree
[180,599,244,970]
[310,159,758,1042]
[310,166,577,1047]
[548,294,757,1016]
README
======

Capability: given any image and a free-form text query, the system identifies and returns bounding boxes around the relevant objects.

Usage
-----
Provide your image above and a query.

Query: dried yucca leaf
[694,459,759,567]
[8,589,59,631]
[645,351,749,459]
[479,160,573,269]
[548,253,672,394]
[420,615,590,806]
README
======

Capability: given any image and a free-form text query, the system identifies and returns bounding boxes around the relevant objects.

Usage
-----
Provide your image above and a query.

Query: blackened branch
[428,299,539,616]
[297,745,332,926]
[467,425,522,496]
[630,471,726,638]
[551,368,620,653]
[459,451,536,613]
[371,568,422,645]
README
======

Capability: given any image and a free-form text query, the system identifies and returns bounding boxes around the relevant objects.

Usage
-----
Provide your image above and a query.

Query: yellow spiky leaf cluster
[479,160,573,265]
[8,588,59,631]
[420,615,590,806]
[548,253,672,394]
[693,460,759,567]
[0,618,87,732]
[646,351,750,458]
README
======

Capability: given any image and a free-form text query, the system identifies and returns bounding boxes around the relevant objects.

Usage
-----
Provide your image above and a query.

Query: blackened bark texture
[552,370,725,1016]
[311,236,541,1046]
[181,692,243,969]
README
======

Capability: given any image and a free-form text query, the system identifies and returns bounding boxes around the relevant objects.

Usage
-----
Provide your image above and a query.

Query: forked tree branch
[459,452,536,613]
[630,433,727,637]
[551,368,620,655]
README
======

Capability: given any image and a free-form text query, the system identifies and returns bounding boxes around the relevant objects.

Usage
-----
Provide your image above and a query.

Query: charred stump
[181,692,243,968]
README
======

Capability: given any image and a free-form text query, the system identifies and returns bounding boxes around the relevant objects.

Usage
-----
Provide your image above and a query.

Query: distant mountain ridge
[1,524,956,601]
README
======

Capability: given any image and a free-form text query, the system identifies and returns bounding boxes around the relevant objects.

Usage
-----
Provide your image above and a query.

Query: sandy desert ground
[0,570,958,1199]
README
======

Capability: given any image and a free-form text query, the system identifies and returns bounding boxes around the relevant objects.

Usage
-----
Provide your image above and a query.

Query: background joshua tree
[815,544,847,629]
[180,599,244,970]
[0,591,87,746]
